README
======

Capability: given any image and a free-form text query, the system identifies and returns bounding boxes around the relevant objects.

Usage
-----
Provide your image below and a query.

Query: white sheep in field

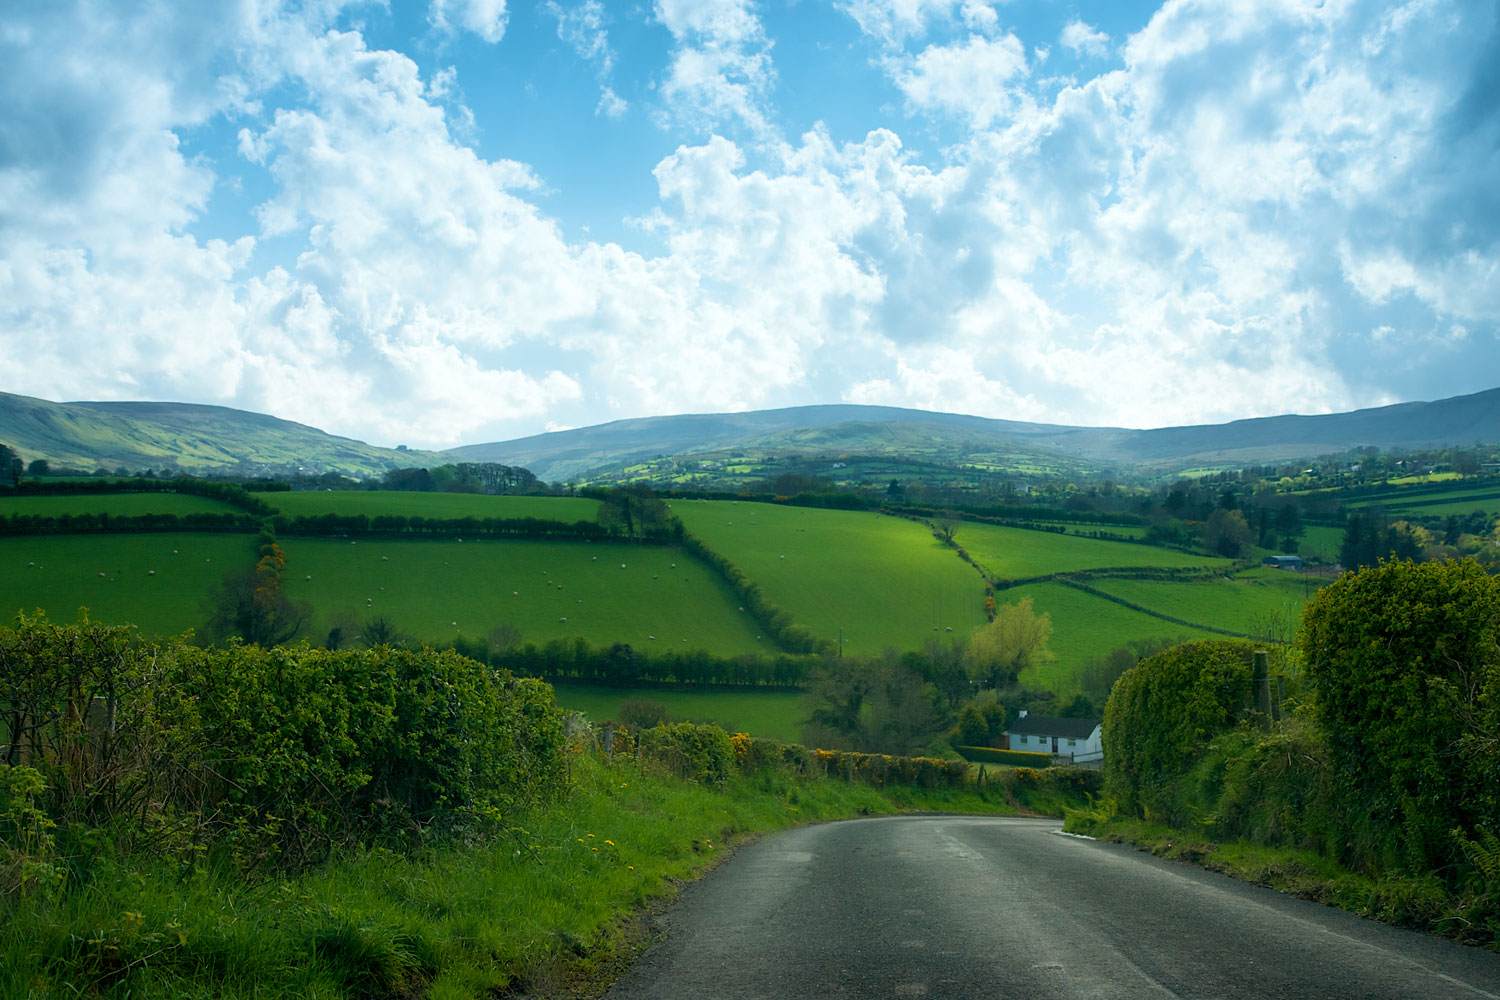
[559,616,567,622]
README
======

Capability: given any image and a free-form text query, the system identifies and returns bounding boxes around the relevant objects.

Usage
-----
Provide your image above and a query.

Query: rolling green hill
[0,392,446,476]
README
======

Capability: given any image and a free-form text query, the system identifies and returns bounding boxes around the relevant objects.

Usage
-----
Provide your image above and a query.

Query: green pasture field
[278,537,766,656]
[1345,484,1500,512]
[1378,494,1500,518]
[953,521,1227,579]
[551,683,805,742]
[260,489,601,521]
[1297,525,1344,561]
[999,582,1220,690]
[668,501,986,657]
[0,533,258,635]
[1088,567,1321,638]
[0,492,238,516]
[1039,521,1150,539]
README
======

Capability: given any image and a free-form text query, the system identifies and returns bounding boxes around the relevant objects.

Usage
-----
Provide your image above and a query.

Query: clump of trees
[801,598,1064,757]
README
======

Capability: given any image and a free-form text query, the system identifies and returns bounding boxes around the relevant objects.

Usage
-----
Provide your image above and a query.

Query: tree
[597,484,669,540]
[26,458,49,478]
[933,512,961,545]
[964,597,1053,689]
[205,568,311,647]
[1202,508,1251,558]
[0,444,20,486]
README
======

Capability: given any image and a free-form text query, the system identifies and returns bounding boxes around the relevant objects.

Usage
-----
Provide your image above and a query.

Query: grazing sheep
[99,572,106,577]
[381,555,389,561]
[648,635,656,640]
[559,616,567,622]
[147,570,155,576]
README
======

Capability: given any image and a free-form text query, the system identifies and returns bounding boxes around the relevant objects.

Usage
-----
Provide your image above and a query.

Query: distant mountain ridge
[4,387,1497,483]
[452,388,1500,482]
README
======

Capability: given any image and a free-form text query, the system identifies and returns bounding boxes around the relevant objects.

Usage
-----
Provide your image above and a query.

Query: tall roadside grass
[0,753,1070,999]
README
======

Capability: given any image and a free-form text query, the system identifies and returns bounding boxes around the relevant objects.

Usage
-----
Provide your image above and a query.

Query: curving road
[605,815,1500,999]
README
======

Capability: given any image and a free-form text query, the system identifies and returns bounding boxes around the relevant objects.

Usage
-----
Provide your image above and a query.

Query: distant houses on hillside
[1005,712,1102,764]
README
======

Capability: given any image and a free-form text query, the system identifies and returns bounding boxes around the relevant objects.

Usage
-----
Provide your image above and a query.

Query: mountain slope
[0,393,445,476]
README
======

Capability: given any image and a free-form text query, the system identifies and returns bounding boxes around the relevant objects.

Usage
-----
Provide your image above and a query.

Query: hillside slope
[0,392,445,476]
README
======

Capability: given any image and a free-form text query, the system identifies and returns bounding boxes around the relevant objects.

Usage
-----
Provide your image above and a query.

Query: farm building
[1261,554,1303,570]
[1004,712,1102,764]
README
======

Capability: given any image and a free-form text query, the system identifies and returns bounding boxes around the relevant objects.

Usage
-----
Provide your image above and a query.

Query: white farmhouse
[1004,711,1103,764]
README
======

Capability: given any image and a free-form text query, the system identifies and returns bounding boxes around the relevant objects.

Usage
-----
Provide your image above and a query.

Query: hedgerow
[0,613,567,881]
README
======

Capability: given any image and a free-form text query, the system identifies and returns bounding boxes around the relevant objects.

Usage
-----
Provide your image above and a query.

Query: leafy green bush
[1299,557,1500,873]
[638,722,736,786]
[1103,639,1256,823]
[0,613,568,874]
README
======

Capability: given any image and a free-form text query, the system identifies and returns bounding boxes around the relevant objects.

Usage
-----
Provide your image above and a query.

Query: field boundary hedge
[953,746,1054,766]
[676,530,832,655]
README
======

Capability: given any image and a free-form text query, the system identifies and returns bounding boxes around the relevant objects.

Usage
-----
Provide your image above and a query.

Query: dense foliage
[1096,558,1500,946]
[1299,558,1500,873]
[0,614,567,878]
[1102,640,1256,822]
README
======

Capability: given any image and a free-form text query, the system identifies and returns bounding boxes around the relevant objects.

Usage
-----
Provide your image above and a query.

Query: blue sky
[2,0,1497,450]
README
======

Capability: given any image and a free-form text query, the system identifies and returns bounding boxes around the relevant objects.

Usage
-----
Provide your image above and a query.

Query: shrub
[638,723,736,786]
[1298,558,1500,873]
[1103,639,1256,823]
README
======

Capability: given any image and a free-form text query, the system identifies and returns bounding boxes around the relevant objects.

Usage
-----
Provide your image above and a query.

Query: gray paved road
[605,815,1500,999]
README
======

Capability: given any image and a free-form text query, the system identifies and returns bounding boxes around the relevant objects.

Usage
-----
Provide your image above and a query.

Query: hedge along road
[604,816,1500,1000]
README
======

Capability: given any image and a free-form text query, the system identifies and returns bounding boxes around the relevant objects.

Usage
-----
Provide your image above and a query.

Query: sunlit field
[668,501,987,657]
[278,536,766,655]
[952,521,1227,580]
[0,533,258,635]
[260,490,601,521]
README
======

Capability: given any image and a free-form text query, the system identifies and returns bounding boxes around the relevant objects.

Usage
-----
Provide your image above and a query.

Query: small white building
[1005,712,1103,764]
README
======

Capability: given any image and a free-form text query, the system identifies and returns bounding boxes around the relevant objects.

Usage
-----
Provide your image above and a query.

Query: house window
[1019,735,1028,744]
[1068,739,1077,747]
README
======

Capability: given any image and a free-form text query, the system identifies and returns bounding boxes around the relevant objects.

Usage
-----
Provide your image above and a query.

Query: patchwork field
[261,490,602,521]
[0,492,240,516]
[278,537,766,656]
[1088,567,1322,637]
[998,582,1220,689]
[1345,484,1500,517]
[668,502,987,657]
[0,533,258,635]
[550,683,805,743]
[952,521,1227,579]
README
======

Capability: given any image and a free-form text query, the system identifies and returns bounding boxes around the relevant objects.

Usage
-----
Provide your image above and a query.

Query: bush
[638,723,736,786]
[0,614,568,874]
[1103,640,1256,823]
[1298,558,1500,873]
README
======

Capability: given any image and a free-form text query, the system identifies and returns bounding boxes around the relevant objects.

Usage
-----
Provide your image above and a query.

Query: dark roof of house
[1008,716,1102,740]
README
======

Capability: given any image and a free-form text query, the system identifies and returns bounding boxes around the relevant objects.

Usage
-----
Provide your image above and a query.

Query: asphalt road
[604,815,1500,999]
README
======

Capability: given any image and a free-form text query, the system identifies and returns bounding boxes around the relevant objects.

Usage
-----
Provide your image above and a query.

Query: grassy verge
[1063,812,1490,946]
[2,755,1086,999]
